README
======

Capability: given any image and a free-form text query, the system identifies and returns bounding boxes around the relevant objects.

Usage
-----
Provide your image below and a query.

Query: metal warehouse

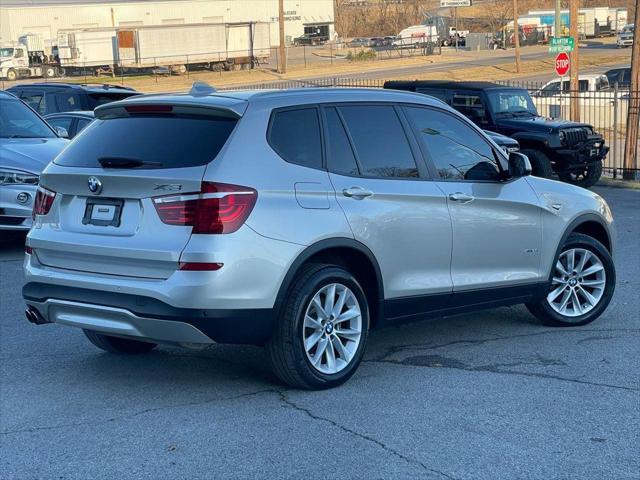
[0,0,335,46]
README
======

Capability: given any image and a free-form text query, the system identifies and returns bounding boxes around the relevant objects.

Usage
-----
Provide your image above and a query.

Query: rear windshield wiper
[98,157,162,169]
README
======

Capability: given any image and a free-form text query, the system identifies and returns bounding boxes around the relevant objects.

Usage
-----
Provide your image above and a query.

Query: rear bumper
[23,282,275,345]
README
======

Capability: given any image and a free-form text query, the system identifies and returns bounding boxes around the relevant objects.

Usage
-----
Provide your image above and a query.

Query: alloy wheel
[547,248,606,318]
[303,283,362,375]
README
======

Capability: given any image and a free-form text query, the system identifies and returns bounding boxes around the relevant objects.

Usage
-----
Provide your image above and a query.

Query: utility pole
[569,0,580,121]
[278,0,286,74]
[623,4,639,180]
[513,0,521,73]
[554,0,562,37]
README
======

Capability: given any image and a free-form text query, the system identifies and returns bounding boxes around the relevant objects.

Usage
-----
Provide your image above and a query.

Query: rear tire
[43,66,57,78]
[267,263,370,390]
[526,233,615,327]
[83,330,157,354]
[558,161,602,188]
[520,149,554,179]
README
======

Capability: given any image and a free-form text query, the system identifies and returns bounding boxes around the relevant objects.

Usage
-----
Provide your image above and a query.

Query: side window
[76,118,92,134]
[269,108,322,169]
[452,93,487,123]
[578,80,589,92]
[542,81,561,95]
[338,104,418,178]
[55,92,82,112]
[416,88,449,103]
[324,107,359,176]
[20,91,46,115]
[405,106,501,182]
[14,49,24,58]
[47,116,73,134]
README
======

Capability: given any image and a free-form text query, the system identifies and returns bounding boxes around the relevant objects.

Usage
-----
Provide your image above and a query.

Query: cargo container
[117,22,270,72]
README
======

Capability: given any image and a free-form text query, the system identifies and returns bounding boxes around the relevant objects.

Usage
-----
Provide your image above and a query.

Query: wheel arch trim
[274,238,385,323]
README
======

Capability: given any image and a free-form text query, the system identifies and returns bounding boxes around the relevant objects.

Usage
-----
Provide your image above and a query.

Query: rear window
[54,114,237,169]
[86,92,139,109]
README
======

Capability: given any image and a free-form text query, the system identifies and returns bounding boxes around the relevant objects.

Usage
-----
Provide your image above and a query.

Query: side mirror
[54,126,69,138]
[508,152,532,178]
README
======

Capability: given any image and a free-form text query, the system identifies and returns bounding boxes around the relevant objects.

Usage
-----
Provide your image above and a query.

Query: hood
[0,137,69,174]
[484,130,518,146]
[496,116,591,133]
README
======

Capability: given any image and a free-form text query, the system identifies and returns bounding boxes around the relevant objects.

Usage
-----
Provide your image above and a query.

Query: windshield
[487,90,538,116]
[0,47,15,57]
[0,97,56,138]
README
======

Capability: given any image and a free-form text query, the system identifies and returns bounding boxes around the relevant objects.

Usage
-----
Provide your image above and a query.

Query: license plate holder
[82,198,124,227]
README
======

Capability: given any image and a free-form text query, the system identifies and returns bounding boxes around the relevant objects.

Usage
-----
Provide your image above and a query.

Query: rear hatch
[30,98,242,279]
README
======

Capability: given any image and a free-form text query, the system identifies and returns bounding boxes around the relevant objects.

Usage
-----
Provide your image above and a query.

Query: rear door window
[268,108,322,169]
[338,104,419,178]
[54,114,237,168]
[323,107,359,176]
[55,92,83,112]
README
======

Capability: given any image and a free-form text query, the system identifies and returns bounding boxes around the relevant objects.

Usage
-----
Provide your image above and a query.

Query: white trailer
[117,22,270,72]
[392,25,439,48]
[57,28,118,72]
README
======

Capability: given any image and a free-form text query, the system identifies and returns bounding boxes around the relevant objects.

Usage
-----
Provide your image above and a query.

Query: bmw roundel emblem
[88,176,102,194]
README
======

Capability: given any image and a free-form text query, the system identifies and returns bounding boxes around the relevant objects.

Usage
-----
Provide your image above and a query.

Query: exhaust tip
[25,307,48,325]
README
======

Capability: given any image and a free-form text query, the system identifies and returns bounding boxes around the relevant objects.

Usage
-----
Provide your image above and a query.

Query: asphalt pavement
[1,186,638,480]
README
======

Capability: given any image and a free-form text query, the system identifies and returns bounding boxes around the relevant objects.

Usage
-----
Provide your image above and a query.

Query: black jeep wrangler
[384,80,609,188]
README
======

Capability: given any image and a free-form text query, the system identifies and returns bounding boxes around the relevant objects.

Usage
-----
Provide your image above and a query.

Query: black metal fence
[220,77,639,180]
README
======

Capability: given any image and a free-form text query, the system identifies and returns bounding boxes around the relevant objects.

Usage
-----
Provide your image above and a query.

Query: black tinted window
[54,114,237,168]
[76,118,92,133]
[0,98,55,138]
[339,105,418,178]
[324,108,359,176]
[269,108,322,169]
[86,92,138,109]
[19,91,46,114]
[55,92,82,112]
[405,107,500,181]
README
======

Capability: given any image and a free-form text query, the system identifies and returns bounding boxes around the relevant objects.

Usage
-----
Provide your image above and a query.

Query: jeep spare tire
[520,149,553,179]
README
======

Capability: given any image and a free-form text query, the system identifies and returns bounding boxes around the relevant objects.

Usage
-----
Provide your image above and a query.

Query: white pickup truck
[617,24,634,48]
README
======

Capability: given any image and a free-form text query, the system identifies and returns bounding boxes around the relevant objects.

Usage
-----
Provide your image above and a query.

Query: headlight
[0,168,39,185]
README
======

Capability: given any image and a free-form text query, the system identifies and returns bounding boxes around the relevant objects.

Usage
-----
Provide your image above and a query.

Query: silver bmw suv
[23,87,616,389]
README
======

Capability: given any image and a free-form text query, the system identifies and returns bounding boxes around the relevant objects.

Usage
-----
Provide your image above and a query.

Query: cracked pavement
[1,186,638,479]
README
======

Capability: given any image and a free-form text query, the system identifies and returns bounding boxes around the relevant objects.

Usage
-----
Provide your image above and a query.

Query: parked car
[533,74,611,98]
[0,90,68,231]
[23,86,616,389]
[45,111,94,139]
[385,80,609,188]
[370,37,395,48]
[348,37,371,47]
[616,24,634,48]
[604,67,631,88]
[6,82,139,116]
[293,33,328,46]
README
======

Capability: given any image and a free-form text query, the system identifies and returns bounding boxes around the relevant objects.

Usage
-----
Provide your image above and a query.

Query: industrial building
[0,0,335,46]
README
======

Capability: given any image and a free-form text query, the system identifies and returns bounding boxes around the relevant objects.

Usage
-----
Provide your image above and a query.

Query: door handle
[448,192,474,204]
[343,187,373,200]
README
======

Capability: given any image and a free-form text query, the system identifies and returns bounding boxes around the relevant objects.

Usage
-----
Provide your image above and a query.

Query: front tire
[6,68,17,81]
[267,264,370,390]
[526,233,615,327]
[558,161,602,188]
[520,149,554,179]
[83,330,157,354]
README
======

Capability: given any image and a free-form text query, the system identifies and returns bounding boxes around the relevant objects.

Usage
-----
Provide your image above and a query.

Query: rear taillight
[152,182,257,234]
[32,186,56,219]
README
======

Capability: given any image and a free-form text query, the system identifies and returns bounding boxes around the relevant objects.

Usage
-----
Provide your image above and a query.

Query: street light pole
[513,0,521,73]
[278,0,286,74]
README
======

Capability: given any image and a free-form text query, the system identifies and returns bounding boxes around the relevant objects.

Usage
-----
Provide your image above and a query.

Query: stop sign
[555,52,570,76]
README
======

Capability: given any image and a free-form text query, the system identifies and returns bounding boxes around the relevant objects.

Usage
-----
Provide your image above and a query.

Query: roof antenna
[189,81,216,96]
